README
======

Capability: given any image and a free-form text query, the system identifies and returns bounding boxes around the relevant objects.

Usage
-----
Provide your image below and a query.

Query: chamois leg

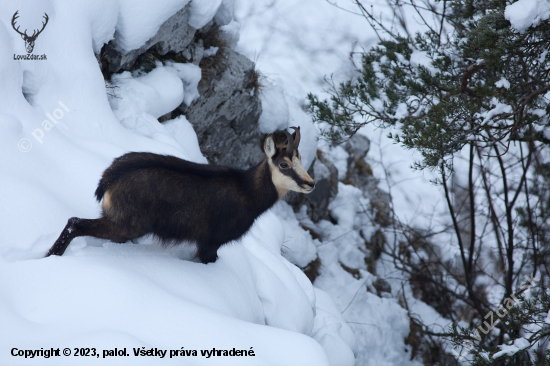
[197,240,222,264]
[45,217,134,257]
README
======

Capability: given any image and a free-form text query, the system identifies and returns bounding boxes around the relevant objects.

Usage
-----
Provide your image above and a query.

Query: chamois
[45,127,315,263]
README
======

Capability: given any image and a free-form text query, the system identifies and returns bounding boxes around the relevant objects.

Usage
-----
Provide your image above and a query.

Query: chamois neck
[245,159,279,213]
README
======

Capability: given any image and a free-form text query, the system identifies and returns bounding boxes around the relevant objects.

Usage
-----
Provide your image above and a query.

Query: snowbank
[0,214,329,365]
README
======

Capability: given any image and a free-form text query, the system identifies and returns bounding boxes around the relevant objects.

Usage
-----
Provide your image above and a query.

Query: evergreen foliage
[308,1,550,169]
[309,0,550,364]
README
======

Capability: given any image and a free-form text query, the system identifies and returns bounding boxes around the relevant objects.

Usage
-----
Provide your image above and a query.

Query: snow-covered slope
[0,0,353,364]
[1,215,328,366]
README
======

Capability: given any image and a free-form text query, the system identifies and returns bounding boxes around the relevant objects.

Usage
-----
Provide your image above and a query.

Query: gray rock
[313,158,331,180]
[180,40,204,66]
[343,135,373,187]
[368,229,386,260]
[373,277,392,295]
[345,133,370,161]
[98,1,262,168]
[181,48,263,168]
[342,134,392,227]
[104,4,197,73]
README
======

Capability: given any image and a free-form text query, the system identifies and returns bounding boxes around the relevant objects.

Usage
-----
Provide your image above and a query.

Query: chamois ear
[264,134,276,158]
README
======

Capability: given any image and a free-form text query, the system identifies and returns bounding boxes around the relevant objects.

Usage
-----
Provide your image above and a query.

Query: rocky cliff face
[180,47,263,168]
[99,5,263,168]
[102,4,197,73]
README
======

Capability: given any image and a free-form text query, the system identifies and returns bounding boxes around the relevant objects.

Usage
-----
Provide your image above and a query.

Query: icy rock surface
[180,48,263,168]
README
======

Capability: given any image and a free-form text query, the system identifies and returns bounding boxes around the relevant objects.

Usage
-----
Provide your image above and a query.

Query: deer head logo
[11,11,49,54]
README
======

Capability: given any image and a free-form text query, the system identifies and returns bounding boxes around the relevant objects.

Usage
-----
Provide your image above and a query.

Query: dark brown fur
[45,130,314,263]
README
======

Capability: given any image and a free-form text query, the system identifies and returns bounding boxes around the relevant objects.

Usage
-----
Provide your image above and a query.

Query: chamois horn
[281,130,294,158]
[290,126,301,149]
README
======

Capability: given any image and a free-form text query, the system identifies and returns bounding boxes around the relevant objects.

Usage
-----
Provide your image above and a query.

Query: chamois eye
[279,162,290,169]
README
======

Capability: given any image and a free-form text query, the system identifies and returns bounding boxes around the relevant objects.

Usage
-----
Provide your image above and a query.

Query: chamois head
[264,127,315,197]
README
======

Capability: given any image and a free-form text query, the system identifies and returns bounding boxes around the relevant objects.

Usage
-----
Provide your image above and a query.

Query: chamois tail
[94,153,165,202]
[94,182,106,202]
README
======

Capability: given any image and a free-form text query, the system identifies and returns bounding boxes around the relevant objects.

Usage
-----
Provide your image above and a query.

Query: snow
[107,60,202,124]
[410,49,437,76]
[214,0,236,26]
[189,0,223,29]
[110,65,184,119]
[203,46,219,57]
[320,143,349,180]
[493,337,531,358]
[505,0,550,33]
[107,60,201,126]
[495,77,511,89]
[315,184,371,271]
[271,202,318,268]
[393,102,409,119]
[312,289,357,366]
[258,82,290,133]
[314,247,419,366]
[302,181,422,365]
[236,0,446,228]
[235,0,450,365]
[164,116,208,163]
[113,0,191,51]
[0,244,327,365]
[220,20,240,47]
[164,61,202,106]
[481,97,513,123]
[257,78,318,170]
[329,183,364,231]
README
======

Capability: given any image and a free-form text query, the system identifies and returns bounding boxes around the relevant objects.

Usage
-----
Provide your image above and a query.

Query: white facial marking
[267,154,314,198]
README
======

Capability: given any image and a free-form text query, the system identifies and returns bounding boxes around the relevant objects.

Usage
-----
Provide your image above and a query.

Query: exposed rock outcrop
[180,48,263,168]
[103,5,197,73]
[99,7,263,169]
[97,3,395,296]
[343,134,392,227]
